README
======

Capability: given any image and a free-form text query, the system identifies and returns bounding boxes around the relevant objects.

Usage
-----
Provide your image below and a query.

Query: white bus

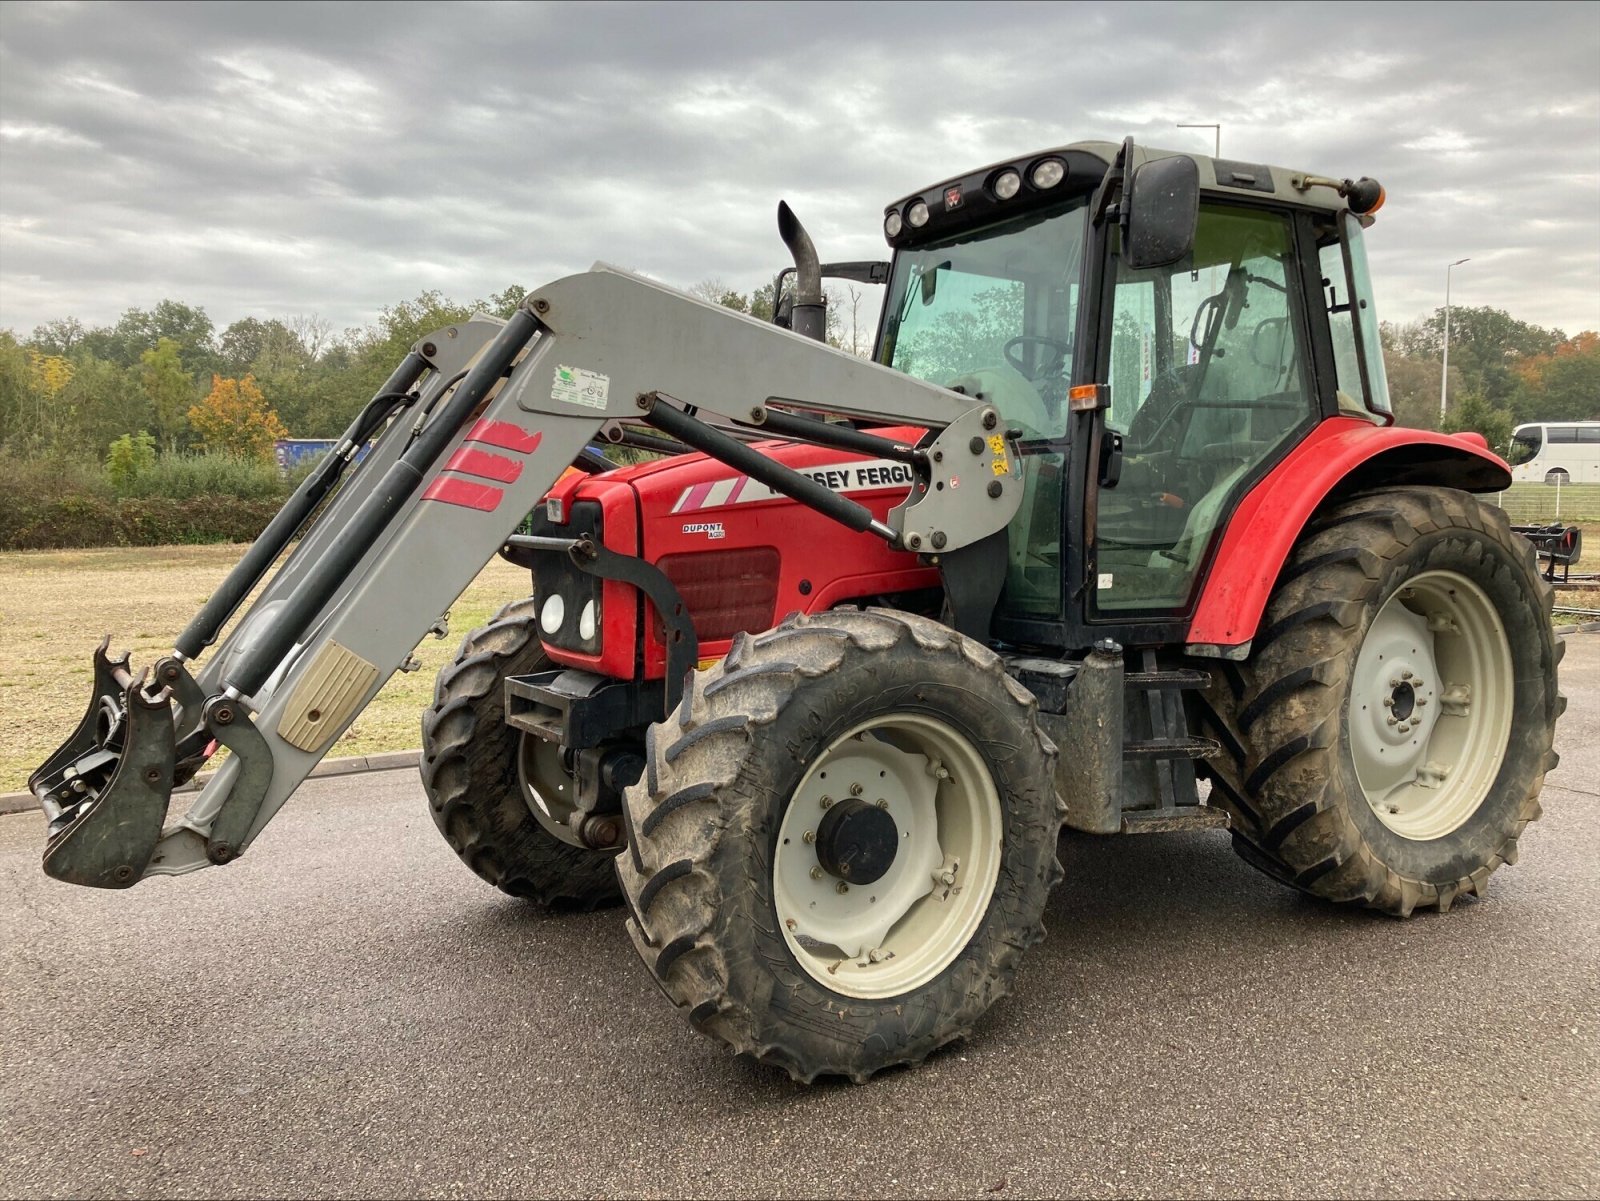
[1507,422,1600,483]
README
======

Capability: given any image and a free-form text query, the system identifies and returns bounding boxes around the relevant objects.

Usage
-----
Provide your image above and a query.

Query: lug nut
[820,796,834,810]
[1402,670,1413,680]
[810,866,824,881]
[970,436,985,454]
[835,881,849,894]
[876,799,889,809]
[803,830,816,844]
[1387,717,1399,726]
[987,480,1003,498]
[1383,697,1394,708]
[850,783,864,797]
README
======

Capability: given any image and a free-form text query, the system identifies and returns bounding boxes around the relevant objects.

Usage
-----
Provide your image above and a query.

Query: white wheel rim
[773,714,1003,1000]
[517,733,587,848]
[1349,569,1513,841]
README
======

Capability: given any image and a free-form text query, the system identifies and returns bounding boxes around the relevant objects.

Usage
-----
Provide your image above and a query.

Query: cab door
[1087,202,1321,624]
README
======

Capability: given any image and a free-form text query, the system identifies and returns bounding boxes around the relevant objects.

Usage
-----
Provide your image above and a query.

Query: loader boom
[34,265,1024,886]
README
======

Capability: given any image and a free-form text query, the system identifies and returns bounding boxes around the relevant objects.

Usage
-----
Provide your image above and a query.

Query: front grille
[656,547,781,642]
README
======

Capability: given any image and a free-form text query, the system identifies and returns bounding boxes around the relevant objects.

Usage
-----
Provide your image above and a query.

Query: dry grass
[0,544,529,791]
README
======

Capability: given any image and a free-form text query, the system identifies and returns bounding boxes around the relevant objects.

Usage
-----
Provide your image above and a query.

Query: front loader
[33,138,1562,1082]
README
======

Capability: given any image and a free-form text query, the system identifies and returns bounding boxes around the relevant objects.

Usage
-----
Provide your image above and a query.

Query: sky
[1,0,1597,347]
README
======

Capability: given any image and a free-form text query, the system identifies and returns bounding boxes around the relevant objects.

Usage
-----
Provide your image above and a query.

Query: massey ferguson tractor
[31,138,1562,1082]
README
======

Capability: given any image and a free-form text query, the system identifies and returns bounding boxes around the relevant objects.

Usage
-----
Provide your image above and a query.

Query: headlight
[907,200,930,228]
[578,599,597,641]
[1030,159,1065,189]
[540,593,566,635]
[993,169,1022,200]
[884,211,902,239]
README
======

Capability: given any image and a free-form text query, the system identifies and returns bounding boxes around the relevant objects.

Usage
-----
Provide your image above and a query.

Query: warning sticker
[552,365,610,410]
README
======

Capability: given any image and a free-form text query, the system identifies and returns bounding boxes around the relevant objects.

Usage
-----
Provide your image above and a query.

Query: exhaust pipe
[777,201,826,343]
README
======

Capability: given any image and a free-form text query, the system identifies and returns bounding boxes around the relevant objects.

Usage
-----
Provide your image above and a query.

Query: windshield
[879,199,1089,439]
[1507,429,1542,466]
[878,199,1090,620]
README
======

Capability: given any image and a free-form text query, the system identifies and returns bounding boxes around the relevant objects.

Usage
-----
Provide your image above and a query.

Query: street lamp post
[1439,257,1471,423]
[1177,123,1222,159]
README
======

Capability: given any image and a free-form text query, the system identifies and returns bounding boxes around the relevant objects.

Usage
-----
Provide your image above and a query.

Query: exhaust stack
[777,201,826,343]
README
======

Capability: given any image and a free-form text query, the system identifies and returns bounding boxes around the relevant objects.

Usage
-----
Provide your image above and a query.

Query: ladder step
[1123,736,1220,761]
[1126,668,1211,690]
[1120,806,1231,834]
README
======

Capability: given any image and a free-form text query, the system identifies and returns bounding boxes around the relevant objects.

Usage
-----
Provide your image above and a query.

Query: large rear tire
[420,598,621,908]
[617,609,1064,1082]
[1197,487,1562,916]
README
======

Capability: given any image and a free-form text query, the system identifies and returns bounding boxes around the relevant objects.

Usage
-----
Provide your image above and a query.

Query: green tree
[219,316,309,377]
[1442,390,1514,454]
[1410,306,1564,411]
[1383,349,1449,431]
[28,316,87,357]
[82,300,218,375]
[0,330,43,453]
[106,430,157,491]
[140,338,195,451]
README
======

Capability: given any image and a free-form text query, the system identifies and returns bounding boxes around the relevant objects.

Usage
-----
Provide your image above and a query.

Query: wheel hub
[815,798,899,885]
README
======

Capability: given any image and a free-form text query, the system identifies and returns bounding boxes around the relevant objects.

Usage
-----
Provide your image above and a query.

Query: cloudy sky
[1,1,1596,345]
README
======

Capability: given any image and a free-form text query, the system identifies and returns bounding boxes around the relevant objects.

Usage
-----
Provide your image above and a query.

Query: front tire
[617,609,1064,1082]
[1199,487,1562,916]
[420,598,621,908]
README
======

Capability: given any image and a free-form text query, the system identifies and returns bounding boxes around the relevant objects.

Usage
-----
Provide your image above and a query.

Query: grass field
[0,544,528,792]
[3,518,1592,793]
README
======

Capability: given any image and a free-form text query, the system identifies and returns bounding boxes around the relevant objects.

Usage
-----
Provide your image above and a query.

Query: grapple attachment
[33,640,177,888]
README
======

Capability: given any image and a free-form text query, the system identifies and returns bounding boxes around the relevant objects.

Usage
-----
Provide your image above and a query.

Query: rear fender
[1186,418,1511,653]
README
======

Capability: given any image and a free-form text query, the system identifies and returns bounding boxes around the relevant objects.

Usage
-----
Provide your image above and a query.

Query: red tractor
[33,139,1562,1082]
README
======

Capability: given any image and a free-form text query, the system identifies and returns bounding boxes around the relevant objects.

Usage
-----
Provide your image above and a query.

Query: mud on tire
[420,597,620,908]
[1196,487,1562,916]
[617,608,1065,1083]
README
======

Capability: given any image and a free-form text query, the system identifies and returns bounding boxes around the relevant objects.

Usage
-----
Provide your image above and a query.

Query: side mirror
[1124,155,1199,269]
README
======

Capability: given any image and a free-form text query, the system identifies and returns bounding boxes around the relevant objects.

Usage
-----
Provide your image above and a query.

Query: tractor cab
[874,140,1393,648]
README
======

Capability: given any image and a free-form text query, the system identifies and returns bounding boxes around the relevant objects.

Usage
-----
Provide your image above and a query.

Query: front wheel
[617,609,1064,1082]
[420,598,621,908]
[1199,487,1562,916]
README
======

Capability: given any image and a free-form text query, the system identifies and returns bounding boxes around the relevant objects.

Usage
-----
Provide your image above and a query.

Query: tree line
[2,286,1593,471]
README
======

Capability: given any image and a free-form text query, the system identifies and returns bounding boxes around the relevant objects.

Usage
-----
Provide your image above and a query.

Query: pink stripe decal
[681,481,716,512]
[725,475,750,503]
[445,446,523,484]
[465,419,541,454]
[423,477,503,512]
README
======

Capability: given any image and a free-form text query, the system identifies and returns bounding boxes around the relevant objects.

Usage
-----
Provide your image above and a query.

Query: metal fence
[1490,483,1600,525]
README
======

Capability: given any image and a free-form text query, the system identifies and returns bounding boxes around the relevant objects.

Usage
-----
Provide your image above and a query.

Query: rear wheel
[420,598,620,908]
[1198,487,1562,916]
[617,608,1064,1082]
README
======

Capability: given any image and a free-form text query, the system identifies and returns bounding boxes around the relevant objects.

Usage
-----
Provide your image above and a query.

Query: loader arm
[32,264,1025,887]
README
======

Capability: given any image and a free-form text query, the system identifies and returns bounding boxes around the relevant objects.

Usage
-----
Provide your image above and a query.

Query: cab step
[1120,805,1230,834]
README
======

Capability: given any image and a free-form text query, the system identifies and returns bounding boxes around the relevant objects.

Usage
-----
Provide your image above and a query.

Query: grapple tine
[28,640,126,799]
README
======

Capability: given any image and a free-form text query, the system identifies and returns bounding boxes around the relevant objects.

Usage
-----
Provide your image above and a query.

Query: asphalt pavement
[4,638,1597,1199]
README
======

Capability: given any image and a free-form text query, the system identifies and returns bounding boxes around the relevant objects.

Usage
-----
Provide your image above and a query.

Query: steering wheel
[1003,335,1071,382]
